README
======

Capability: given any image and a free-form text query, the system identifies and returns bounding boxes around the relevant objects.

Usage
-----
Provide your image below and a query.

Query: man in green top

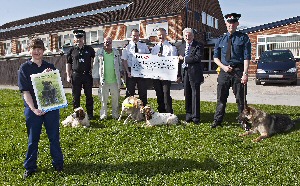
[92,37,123,120]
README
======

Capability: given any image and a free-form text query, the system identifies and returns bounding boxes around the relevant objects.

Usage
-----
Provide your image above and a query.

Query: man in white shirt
[121,29,150,106]
[151,28,177,113]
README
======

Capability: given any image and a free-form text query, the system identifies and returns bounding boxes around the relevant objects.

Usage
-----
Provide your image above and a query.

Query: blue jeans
[24,108,63,171]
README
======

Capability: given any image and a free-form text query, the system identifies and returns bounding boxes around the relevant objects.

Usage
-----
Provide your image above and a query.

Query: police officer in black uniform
[66,30,95,120]
[211,13,251,129]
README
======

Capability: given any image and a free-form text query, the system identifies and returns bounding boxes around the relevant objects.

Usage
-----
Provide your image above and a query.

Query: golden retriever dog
[238,106,295,142]
[118,96,145,124]
[140,105,179,127]
[62,107,90,128]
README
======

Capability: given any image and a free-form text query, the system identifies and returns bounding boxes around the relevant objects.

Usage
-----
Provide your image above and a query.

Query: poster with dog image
[30,70,68,112]
[131,54,179,81]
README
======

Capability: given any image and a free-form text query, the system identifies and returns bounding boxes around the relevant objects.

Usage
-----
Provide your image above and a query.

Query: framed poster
[30,70,68,112]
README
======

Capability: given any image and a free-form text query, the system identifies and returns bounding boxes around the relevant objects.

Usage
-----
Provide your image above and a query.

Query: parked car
[255,49,298,85]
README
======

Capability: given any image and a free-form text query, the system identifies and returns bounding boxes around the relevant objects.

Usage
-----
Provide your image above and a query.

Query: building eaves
[239,16,300,34]
[0,0,186,40]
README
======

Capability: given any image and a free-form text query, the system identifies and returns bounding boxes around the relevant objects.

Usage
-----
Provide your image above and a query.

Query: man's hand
[67,76,72,83]
[222,65,233,73]
[178,55,184,61]
[127,71,132,78]
[32,108,45,116]
[241,74,248,84]
[42,68,52,73]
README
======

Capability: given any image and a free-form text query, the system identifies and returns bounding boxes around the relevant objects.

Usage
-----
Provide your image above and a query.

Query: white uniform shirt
[121,41,150,67]
[151,40,178,56]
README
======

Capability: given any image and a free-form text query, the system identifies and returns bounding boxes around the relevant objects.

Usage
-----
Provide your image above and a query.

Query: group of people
[17,12,251,178]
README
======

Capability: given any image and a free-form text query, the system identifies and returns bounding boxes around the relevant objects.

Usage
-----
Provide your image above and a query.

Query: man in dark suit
[178,28,204,124]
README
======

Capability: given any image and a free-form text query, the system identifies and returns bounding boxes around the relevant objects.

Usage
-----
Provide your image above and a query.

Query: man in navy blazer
[178,28,204,124]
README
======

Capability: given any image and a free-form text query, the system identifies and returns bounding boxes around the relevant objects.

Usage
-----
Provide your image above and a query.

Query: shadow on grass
[62,158,220,177]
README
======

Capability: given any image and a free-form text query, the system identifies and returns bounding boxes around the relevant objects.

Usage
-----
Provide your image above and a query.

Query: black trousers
[125,68,148,105]
[72,72,94,116]
[213,69,246,123]
[184,69,201,122]
[153,79,173,113]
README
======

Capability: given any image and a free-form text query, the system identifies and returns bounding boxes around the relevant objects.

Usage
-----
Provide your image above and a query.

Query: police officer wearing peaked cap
[211,13,251,129]
[66,29,96,120]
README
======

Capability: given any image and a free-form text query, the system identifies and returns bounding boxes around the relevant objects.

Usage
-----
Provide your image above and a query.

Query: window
[60,33,74,47]
[90,31,98,44]
[214,19,218,29]
[126,24,139,39]
[257,45,265,58]
[207,14,214,27]
[4,42,12,55]
[202,12,207,24]
[85,30,103,45]
[20,39,29,52]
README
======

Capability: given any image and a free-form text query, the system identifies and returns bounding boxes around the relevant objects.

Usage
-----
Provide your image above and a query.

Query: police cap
[73,29,85,38]
[224,13,241,23]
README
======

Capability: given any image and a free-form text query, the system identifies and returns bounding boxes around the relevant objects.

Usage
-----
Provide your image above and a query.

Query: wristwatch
[243,72,248,76]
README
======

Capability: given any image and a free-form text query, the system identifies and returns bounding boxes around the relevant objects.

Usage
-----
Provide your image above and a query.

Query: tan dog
[118,96,145,124]
[238,106,295,142]
[140,105,179,127]
[62,107,90,128]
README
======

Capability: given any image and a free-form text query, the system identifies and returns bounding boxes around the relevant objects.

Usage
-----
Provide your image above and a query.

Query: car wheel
[255,79,261,85]
[291,79,297,85]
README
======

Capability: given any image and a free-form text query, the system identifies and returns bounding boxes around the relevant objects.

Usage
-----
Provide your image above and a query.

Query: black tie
[226,35,232,61]
[135,43,138,53]
[159,43,163,54]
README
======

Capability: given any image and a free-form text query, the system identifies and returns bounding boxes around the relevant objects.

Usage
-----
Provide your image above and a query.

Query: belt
[228,63,243,68]
[73,70,88,74]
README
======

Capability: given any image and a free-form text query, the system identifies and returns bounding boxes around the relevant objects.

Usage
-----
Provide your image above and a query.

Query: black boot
[211,121,223,128]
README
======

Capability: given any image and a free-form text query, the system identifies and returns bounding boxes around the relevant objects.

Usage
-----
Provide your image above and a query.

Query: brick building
[240,16,300,75]
[0,0,226,72]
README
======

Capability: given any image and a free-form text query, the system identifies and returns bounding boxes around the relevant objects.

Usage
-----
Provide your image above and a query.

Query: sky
[0,0,300,28]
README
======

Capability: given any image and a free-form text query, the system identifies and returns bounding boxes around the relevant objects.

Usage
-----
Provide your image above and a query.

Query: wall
[0,56,70,87]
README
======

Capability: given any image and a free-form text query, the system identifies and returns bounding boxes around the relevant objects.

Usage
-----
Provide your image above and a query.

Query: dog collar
[123,103,134,108]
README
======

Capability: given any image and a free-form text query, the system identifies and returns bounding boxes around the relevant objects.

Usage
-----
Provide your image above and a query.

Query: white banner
[131,54,179,81]
[146,22,168,37]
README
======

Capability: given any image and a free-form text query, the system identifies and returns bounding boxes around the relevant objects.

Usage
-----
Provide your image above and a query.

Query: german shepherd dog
[238,106,295,142]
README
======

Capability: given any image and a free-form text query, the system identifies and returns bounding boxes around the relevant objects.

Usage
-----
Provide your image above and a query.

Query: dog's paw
[252,138,261,142]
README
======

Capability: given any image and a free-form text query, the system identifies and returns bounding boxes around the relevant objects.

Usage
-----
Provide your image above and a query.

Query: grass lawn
[0,89,299,185]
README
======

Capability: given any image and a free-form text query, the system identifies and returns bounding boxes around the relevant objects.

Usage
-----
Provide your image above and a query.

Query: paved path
[1,74,299,106]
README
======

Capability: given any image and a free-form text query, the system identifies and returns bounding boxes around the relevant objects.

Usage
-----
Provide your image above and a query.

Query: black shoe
[88,115,94,120]
[23,169,36,179]
[192,119,200,125]
[54,165,63,172]
[211,121,222,128]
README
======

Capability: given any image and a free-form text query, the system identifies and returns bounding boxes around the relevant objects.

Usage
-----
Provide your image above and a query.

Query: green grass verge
[0,89,299,185]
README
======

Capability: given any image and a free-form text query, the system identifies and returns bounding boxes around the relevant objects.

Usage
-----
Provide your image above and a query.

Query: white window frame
[214,18,218,29]
[202,11,207,24]
[17,37,29,53]
[124,21,141,39]
[3,40,12,55]
[85,26,104,45]
[58,30,74,47]
[37,34,50,50]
